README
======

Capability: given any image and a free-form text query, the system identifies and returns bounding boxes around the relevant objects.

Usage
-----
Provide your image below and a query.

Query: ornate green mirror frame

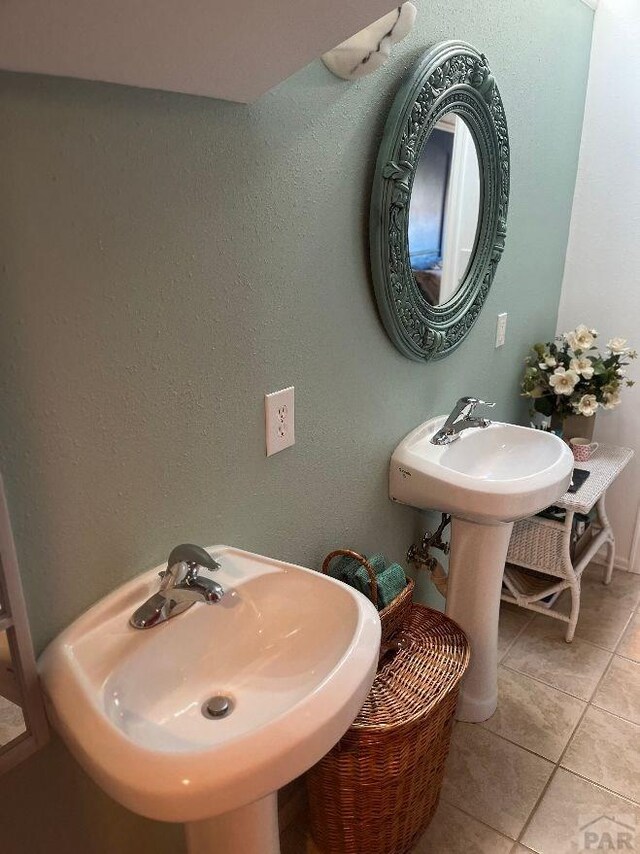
[370,40,510,361]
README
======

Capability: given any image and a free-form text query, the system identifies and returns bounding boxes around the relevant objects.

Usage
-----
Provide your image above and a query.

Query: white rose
[569,356,594,380]
[574,394,598,416]
[549,367,580,396]
[618,368,627,377]
[607,337,629,355]
[603,390,621,409]
[565,324,596,352]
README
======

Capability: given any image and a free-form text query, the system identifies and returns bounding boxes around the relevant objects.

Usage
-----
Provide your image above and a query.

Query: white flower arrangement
[548,367,579,395]
[522,326,635,419]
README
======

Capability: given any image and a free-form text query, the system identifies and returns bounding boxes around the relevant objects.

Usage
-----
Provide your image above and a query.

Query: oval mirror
[409,113,481,306]
[370,41,510,361]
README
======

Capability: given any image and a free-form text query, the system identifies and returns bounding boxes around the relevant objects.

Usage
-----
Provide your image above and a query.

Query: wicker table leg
[597,493,616,585]
[562,510,580,643]
[566,577,581,643]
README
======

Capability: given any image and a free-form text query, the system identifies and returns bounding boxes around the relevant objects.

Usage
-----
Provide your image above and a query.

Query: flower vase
[559,413,596,442]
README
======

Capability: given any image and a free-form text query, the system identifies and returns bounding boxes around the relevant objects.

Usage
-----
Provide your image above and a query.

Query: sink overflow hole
[202,695,233,719]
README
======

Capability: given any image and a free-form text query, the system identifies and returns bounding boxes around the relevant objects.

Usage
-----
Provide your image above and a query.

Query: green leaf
[533,343,546,358]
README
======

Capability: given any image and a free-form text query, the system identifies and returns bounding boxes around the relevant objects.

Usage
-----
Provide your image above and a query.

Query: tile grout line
[445,570,640,851]
[590,591,640,721]
[590,697,640,727]
[433,570,639,852]
[438,795,518,845]
[474,723,570,765]
[512,689,599,846]
[514,577,640,848]
[555,766,640,808]
[616,649,640,664]
[500,661,598,703]
[509,607,634,656]
[498,610,536,665]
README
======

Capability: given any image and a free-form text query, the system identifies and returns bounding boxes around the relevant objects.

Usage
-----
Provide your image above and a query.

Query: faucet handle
[166,544,221,573]
[464,397,496,414]
[159,544,221,589]
[452,397,496,418]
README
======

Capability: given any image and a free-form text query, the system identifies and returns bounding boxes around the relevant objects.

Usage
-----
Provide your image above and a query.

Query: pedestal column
[446,517,513,722]
[185,793,280,854]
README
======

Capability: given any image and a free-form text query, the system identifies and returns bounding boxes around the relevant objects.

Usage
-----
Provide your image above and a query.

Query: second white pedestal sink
[391,416,573,722]
[39,547,380,854]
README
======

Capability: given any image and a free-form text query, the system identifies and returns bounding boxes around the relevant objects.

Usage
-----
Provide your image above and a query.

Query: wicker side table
[503,443,634,641]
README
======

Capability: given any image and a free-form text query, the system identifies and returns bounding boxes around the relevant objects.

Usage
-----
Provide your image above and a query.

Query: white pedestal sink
[39,547,381,854]
[391,417,573,722]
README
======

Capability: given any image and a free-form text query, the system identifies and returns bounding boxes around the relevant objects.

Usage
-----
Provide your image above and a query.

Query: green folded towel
[376,562,407,609]
[328,553,406,610]
[331,552,386,597]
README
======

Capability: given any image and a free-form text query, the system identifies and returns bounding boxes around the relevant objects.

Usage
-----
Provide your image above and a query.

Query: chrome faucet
[431,397,496,445]
[130,544,224,630]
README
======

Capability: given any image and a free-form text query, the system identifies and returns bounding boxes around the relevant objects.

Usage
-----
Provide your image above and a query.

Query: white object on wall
[321,3,417,81]
[557,0,640,572]
[265,387,295,456]
[495,313,508,348]
[0,0,398,103]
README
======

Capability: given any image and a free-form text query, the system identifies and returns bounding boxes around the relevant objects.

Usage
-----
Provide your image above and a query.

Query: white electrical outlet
[495,312,508,348]
[265,387,295,456]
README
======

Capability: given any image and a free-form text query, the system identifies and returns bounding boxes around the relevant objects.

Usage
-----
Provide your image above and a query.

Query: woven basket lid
[351,604,470,731]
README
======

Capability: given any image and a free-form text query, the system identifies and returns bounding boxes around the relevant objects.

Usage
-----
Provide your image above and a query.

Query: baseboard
[592,550,639,574]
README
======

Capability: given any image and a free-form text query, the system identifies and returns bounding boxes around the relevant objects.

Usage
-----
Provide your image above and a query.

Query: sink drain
[202,695,233,719]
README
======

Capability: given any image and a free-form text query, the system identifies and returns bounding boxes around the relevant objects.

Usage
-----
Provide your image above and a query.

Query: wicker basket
[322,549,414,645]
[306,604,469,854]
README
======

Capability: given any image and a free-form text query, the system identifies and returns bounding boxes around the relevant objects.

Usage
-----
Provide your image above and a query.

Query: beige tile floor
[284,563,640,854]
[420,563,640,854]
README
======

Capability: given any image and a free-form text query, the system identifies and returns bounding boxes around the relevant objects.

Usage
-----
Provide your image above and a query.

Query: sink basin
[390,416,573,723]
[390,416,573,524]
[39,546,380,853]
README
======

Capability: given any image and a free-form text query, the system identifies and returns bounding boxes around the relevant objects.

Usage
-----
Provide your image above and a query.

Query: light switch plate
[495,312,508,348]
[265,387,295,456]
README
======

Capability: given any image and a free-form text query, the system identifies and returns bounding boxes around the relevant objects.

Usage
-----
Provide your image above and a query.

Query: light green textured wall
[0,0,592,851]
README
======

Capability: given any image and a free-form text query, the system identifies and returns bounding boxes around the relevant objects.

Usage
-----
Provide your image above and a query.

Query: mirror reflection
[408,113,481,306]
[0,630,26,748]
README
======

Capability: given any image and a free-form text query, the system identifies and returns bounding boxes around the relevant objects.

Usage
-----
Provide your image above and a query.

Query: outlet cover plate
[265,387,295,456]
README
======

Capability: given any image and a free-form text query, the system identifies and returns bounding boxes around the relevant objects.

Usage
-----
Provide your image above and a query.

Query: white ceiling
[0,0,398,103]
